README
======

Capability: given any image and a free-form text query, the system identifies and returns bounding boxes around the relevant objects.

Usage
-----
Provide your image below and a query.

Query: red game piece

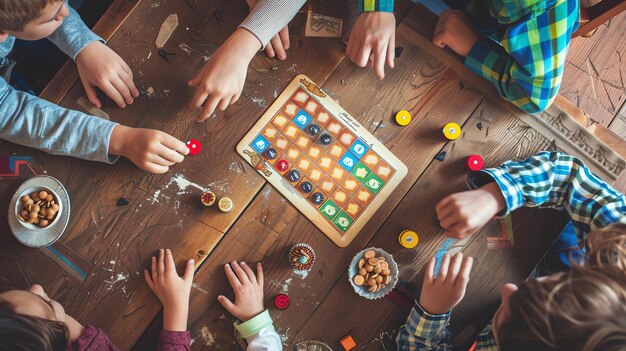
[275,159,290,172]
[274,294,290,310]
[186,139,202,155]
[467,154,484,171]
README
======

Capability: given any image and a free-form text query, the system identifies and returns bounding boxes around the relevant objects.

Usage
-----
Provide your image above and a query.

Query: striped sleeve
[468,151,626,245]
[239,0,306,48]
[358,0,395,13]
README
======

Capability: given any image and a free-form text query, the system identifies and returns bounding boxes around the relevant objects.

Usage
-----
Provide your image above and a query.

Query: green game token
[363,173,385,194]
[333,211,353,232]
[319,199,340,221]
[351,162,371,182]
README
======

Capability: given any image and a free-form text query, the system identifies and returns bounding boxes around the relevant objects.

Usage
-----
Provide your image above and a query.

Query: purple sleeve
[156,330,191,351]
[67,325,120,351]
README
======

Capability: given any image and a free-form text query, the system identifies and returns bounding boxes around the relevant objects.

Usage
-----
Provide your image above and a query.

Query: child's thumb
[217,295,236,314]
[183,259,195,281]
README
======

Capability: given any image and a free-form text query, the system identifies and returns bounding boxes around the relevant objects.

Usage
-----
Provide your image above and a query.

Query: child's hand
[75,41,139,109]
[436,182,506,239]
[144,249,195,332]
[246,0,290,60]
[109,125,189,174]
[188,28,259,122]
[432,10,479,57]
[419,253,473,315]
[218,261,265,322]
[347,12,396,80]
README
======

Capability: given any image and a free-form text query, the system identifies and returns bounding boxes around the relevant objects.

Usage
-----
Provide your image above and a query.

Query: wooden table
[1,1,625,350]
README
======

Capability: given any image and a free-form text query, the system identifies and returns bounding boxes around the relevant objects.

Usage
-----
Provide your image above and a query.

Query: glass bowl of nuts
[348,247,398,300]
[15,186,62,230]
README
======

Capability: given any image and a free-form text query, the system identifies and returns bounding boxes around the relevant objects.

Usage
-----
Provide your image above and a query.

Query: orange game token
[340,335,356,351]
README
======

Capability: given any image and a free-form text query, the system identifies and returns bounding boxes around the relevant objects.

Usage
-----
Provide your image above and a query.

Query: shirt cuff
[412,301,452,338]
[234,310,275,339]
[159,330,192,346]
[103,122,120,164]
[358,0,394,13]
[467,168,523,216]
[463,37,502,83]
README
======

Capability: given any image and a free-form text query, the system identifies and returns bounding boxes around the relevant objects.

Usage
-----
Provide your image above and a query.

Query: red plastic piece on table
[186,139,202,155]
[467,154,484,171]
[275,159,290,172]
[274,293,290,310]
[340,335,356,351]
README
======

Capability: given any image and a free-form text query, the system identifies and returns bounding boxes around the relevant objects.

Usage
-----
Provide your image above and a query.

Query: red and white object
[186,139,202,155]
[467,154,484,171]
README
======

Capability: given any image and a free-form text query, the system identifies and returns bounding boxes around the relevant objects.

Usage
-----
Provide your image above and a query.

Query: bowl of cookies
[15,187,62,230]
[348,247,398,300]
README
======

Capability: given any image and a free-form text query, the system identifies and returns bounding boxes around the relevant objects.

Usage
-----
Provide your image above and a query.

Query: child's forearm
[46,5,102,60]
[0,81,118,163]
[239,0,306,49]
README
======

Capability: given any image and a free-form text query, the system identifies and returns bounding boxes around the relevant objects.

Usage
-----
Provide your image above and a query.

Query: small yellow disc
[398,230,419,249]
[442,122,461,140]
[395,110,412,126]
[218,197,234,213]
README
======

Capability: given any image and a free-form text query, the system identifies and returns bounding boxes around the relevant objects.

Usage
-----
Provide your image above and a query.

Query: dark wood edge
[573,0,626,37]
[39,0,142,103]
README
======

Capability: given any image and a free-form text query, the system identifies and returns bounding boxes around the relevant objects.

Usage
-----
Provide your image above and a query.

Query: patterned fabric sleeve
[396,301,454,350]
[358,0,395,13]
[463,0,579,113]
[468,151,626,246]
[156,331,191,351]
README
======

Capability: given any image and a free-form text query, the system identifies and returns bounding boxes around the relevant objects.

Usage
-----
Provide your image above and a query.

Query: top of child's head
[0,0,68,42]
[493,223,626,351]
[0,284,68,351]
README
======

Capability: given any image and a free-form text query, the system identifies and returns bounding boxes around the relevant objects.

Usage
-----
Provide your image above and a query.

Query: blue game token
[251,135,270,154]
[339,151,359,171]
[293,110,312,129]
[310,192,324,205]
[349,139,369,158]
[306,123,321,136]
[287,169,301,182]
[300,181,313,193]
[319,133,332,145]
[264,148,278,160]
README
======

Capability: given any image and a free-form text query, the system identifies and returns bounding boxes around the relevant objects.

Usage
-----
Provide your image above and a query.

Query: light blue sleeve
[0,79,118,163]
[46,3,103,60]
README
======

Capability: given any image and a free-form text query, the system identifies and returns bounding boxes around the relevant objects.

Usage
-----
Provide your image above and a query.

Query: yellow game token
[395,110,412,126]
[398,230,419,248]
[442,122,461,140]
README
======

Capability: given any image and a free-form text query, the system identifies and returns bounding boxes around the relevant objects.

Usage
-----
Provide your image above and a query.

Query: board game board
[237,75,407,247]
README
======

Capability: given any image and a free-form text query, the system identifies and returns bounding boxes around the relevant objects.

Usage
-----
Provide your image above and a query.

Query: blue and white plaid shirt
[397,151,626,350]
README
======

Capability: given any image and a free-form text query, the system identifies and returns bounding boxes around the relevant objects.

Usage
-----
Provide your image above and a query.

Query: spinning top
[288,242,316,271]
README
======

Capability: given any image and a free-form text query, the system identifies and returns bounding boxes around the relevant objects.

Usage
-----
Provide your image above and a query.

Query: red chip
[186,139,202,155]
[274,294,290,310]
[467,154,484,171]
[275,159,290,173]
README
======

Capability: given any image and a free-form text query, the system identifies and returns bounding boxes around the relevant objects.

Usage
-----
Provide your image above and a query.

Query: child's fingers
[435,195,454,215]
[447,253,464,283]
[348,40,362,64]
[256,262,264,287]
[100,81,126,108]
[198,94,221,121]
[144,162,169,174]
[81,79,102,109]
[240,262,257,283]
[224,263,242,289]
[423,257,436,287]
[217,94,232,111]
[159,134,189,157]
[119,72,139,100]
[156,143,185,164]
[183,259,195,282]
[217,295,236,314]
[373,45,386,80]
[231,261,251,285]
[432,32,447,49]
[150,153,176,167]
[189,84,210,109]
[279,26,290,50]
[111,76,134,105]
[151,256,158,280]
[265,42,276,58]
[386,33,395,69]
[229,93,241,105]
[270,36,286,60]
[164,249,177,275]
[158,249,165,277]
[356,44,372,67]
[346,36,356,59]
[437,254,451,282]
[144,269,155,290]
[456,256,474,289]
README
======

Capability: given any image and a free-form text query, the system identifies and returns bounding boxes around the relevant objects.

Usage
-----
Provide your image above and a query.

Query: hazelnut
[39,191,48,200]
[39,219,49,227]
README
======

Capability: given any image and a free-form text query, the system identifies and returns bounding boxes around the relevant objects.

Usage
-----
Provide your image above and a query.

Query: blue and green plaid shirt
[358,0,394,13]
[463,0,580,113]
[397,151,626,350]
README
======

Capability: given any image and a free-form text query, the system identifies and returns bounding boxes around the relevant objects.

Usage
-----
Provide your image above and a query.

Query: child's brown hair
[0,299,67,351]
[0,0,60,32]
[497,223,626,351]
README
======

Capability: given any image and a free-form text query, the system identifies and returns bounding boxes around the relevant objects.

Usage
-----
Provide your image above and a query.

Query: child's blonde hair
[497,223,626,351]
[0,0,60,31]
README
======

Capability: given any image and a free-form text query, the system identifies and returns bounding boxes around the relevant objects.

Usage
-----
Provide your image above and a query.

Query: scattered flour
[200,325,216,346]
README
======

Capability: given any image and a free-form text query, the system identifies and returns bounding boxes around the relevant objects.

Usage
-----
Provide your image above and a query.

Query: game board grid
[250,87,398,234]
